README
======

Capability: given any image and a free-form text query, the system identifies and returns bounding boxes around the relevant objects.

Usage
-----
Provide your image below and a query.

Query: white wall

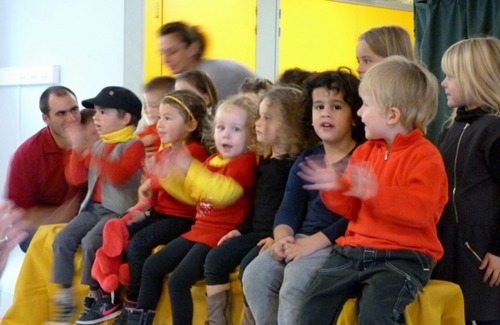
[0,0,144,197]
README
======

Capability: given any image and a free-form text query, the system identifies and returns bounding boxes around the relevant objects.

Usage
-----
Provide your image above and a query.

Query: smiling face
[214,106,249,160]
[358,94,389,141]
[441,74,466,108]
[92,106,130,135]
[255,98,281,147]
[356,39,385,79]
[311,87,354,146]
[159,33,198,74]
[156,103,193,146]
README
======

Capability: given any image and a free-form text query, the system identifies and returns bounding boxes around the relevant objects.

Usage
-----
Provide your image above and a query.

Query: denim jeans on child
[298,245,434,325]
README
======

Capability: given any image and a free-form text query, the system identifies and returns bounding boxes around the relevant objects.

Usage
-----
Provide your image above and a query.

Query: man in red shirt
[6,85,85,251]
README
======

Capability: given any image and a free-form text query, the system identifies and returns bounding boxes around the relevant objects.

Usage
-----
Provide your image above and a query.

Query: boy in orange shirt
[297,56,448,324]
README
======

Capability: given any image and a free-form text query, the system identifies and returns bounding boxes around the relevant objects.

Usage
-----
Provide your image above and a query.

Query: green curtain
[414,0,500,144]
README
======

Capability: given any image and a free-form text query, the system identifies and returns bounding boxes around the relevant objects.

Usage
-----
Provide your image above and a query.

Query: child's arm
[98,141,145,185]
[65,149,91,186]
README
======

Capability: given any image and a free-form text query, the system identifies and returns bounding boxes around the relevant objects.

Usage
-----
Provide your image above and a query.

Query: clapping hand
[298,155,341,191]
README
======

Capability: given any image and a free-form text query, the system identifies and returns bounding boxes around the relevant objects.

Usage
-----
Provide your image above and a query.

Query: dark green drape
[414,0,500,144]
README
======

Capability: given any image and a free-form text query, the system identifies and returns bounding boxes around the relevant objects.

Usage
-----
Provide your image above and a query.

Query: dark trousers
[298,245,434,325]
[125,212,194,301]
[204,231,269,285]
[136,236,211,325]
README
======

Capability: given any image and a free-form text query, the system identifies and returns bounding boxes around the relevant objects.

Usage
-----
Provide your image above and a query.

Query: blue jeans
[243,234,331,325]
[298,245,434,325]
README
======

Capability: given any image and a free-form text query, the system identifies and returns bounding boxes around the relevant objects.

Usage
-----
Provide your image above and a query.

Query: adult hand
[0,201,28,278]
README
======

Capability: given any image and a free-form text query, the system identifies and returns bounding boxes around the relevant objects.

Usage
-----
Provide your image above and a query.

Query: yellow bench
[1,224,464,325]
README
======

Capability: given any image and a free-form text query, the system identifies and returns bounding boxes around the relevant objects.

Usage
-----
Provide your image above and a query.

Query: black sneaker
[111,300,136,325]
[44,293,76,325]
[75,295,122,324]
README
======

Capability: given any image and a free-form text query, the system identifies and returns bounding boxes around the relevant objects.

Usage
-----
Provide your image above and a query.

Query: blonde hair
[359,25,415,61]
[359,56,438,133]
[257,86,307,157]
[207,93,259,153]
[441,36,500,117]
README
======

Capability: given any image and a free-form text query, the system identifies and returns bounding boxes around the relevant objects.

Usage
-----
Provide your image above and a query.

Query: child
[432,37,500,324]
[243,68,365,325]
[127,94,259,325]
[238,77,273,95]
[137,76,176,163]
[174,69,219,113]
[297,56,448,325]
[203,86,312,324]
[109,89,209,325]
[275,67,312,91]
[46,86,145,325]
[356,25,414,78]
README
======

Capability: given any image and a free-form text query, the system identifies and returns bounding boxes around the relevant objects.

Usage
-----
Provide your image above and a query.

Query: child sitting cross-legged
[297,56,448,325]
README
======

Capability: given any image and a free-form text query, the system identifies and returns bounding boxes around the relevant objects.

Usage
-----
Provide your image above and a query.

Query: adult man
[6,85,86,251]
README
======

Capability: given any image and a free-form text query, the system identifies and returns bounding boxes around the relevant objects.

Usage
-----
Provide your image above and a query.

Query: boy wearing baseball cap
[46,86,145,325]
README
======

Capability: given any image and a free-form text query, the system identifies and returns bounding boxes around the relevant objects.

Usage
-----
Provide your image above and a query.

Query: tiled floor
[0,245,24,318]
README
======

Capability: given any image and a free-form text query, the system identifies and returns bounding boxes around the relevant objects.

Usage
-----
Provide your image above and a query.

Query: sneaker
[45,293,76,325]
[111,300,136,325]
[75,295,122,324]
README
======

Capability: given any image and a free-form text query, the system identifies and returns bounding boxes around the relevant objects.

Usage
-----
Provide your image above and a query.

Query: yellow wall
[279,0,414,75]
[143,0,413,81]
[144,0,257,82]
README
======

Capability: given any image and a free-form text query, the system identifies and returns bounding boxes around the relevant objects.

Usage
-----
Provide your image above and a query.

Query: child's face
[441,74,466,108]
[358,94,389,141]
[312,87,354,146]
[356,40,385,79]
[156,103,193,146]
[175,79,210,107]
[255,98,281,147]
[143,90,164,125]
[92,106,130,135]
[214,106,249,160]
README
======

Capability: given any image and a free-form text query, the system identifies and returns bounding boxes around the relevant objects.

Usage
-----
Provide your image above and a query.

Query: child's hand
[271,236,294,262]
[66,123,87,153]
[344,162,378,199]
[298,155,341,190]
[127,210,146,224]
[479,252,500,287]
[141,134,159,158]
[257,237,274,254]
[138,179,152,202]
[282,236,318,263]
[218,229,241,246]
[170,145,194,175]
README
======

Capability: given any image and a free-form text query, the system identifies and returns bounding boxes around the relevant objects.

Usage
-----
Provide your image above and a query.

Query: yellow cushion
[336,279,465,325]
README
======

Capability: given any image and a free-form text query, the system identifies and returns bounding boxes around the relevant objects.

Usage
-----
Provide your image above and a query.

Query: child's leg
[52,209,100,286]
[357,249,433,325]
[298,245,360,325]
[136,236,194,310]
[278,243,332,325]
[126,215,193,301]
[242,248,284,325]
[80,205,119,287]
[168,242,212,324]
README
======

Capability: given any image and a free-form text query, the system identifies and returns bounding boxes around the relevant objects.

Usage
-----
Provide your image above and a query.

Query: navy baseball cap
[82,86,142,119]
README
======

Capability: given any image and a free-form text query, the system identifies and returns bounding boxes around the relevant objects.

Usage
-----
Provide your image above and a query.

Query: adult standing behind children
[297,56,447,325]
[5,85,85,252]
[432,37,500,324]
[159,21,256,100]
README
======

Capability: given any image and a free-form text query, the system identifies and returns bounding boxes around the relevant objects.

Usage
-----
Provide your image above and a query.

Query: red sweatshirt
[321,129,447,261]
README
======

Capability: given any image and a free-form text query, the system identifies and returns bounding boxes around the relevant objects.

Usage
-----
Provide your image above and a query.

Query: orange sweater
[321,129,447,261]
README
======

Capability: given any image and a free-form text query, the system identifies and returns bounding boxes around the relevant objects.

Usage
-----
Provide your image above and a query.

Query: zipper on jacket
[384,150,389,161]
[452,123,469,223]
[465,241,482,262]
